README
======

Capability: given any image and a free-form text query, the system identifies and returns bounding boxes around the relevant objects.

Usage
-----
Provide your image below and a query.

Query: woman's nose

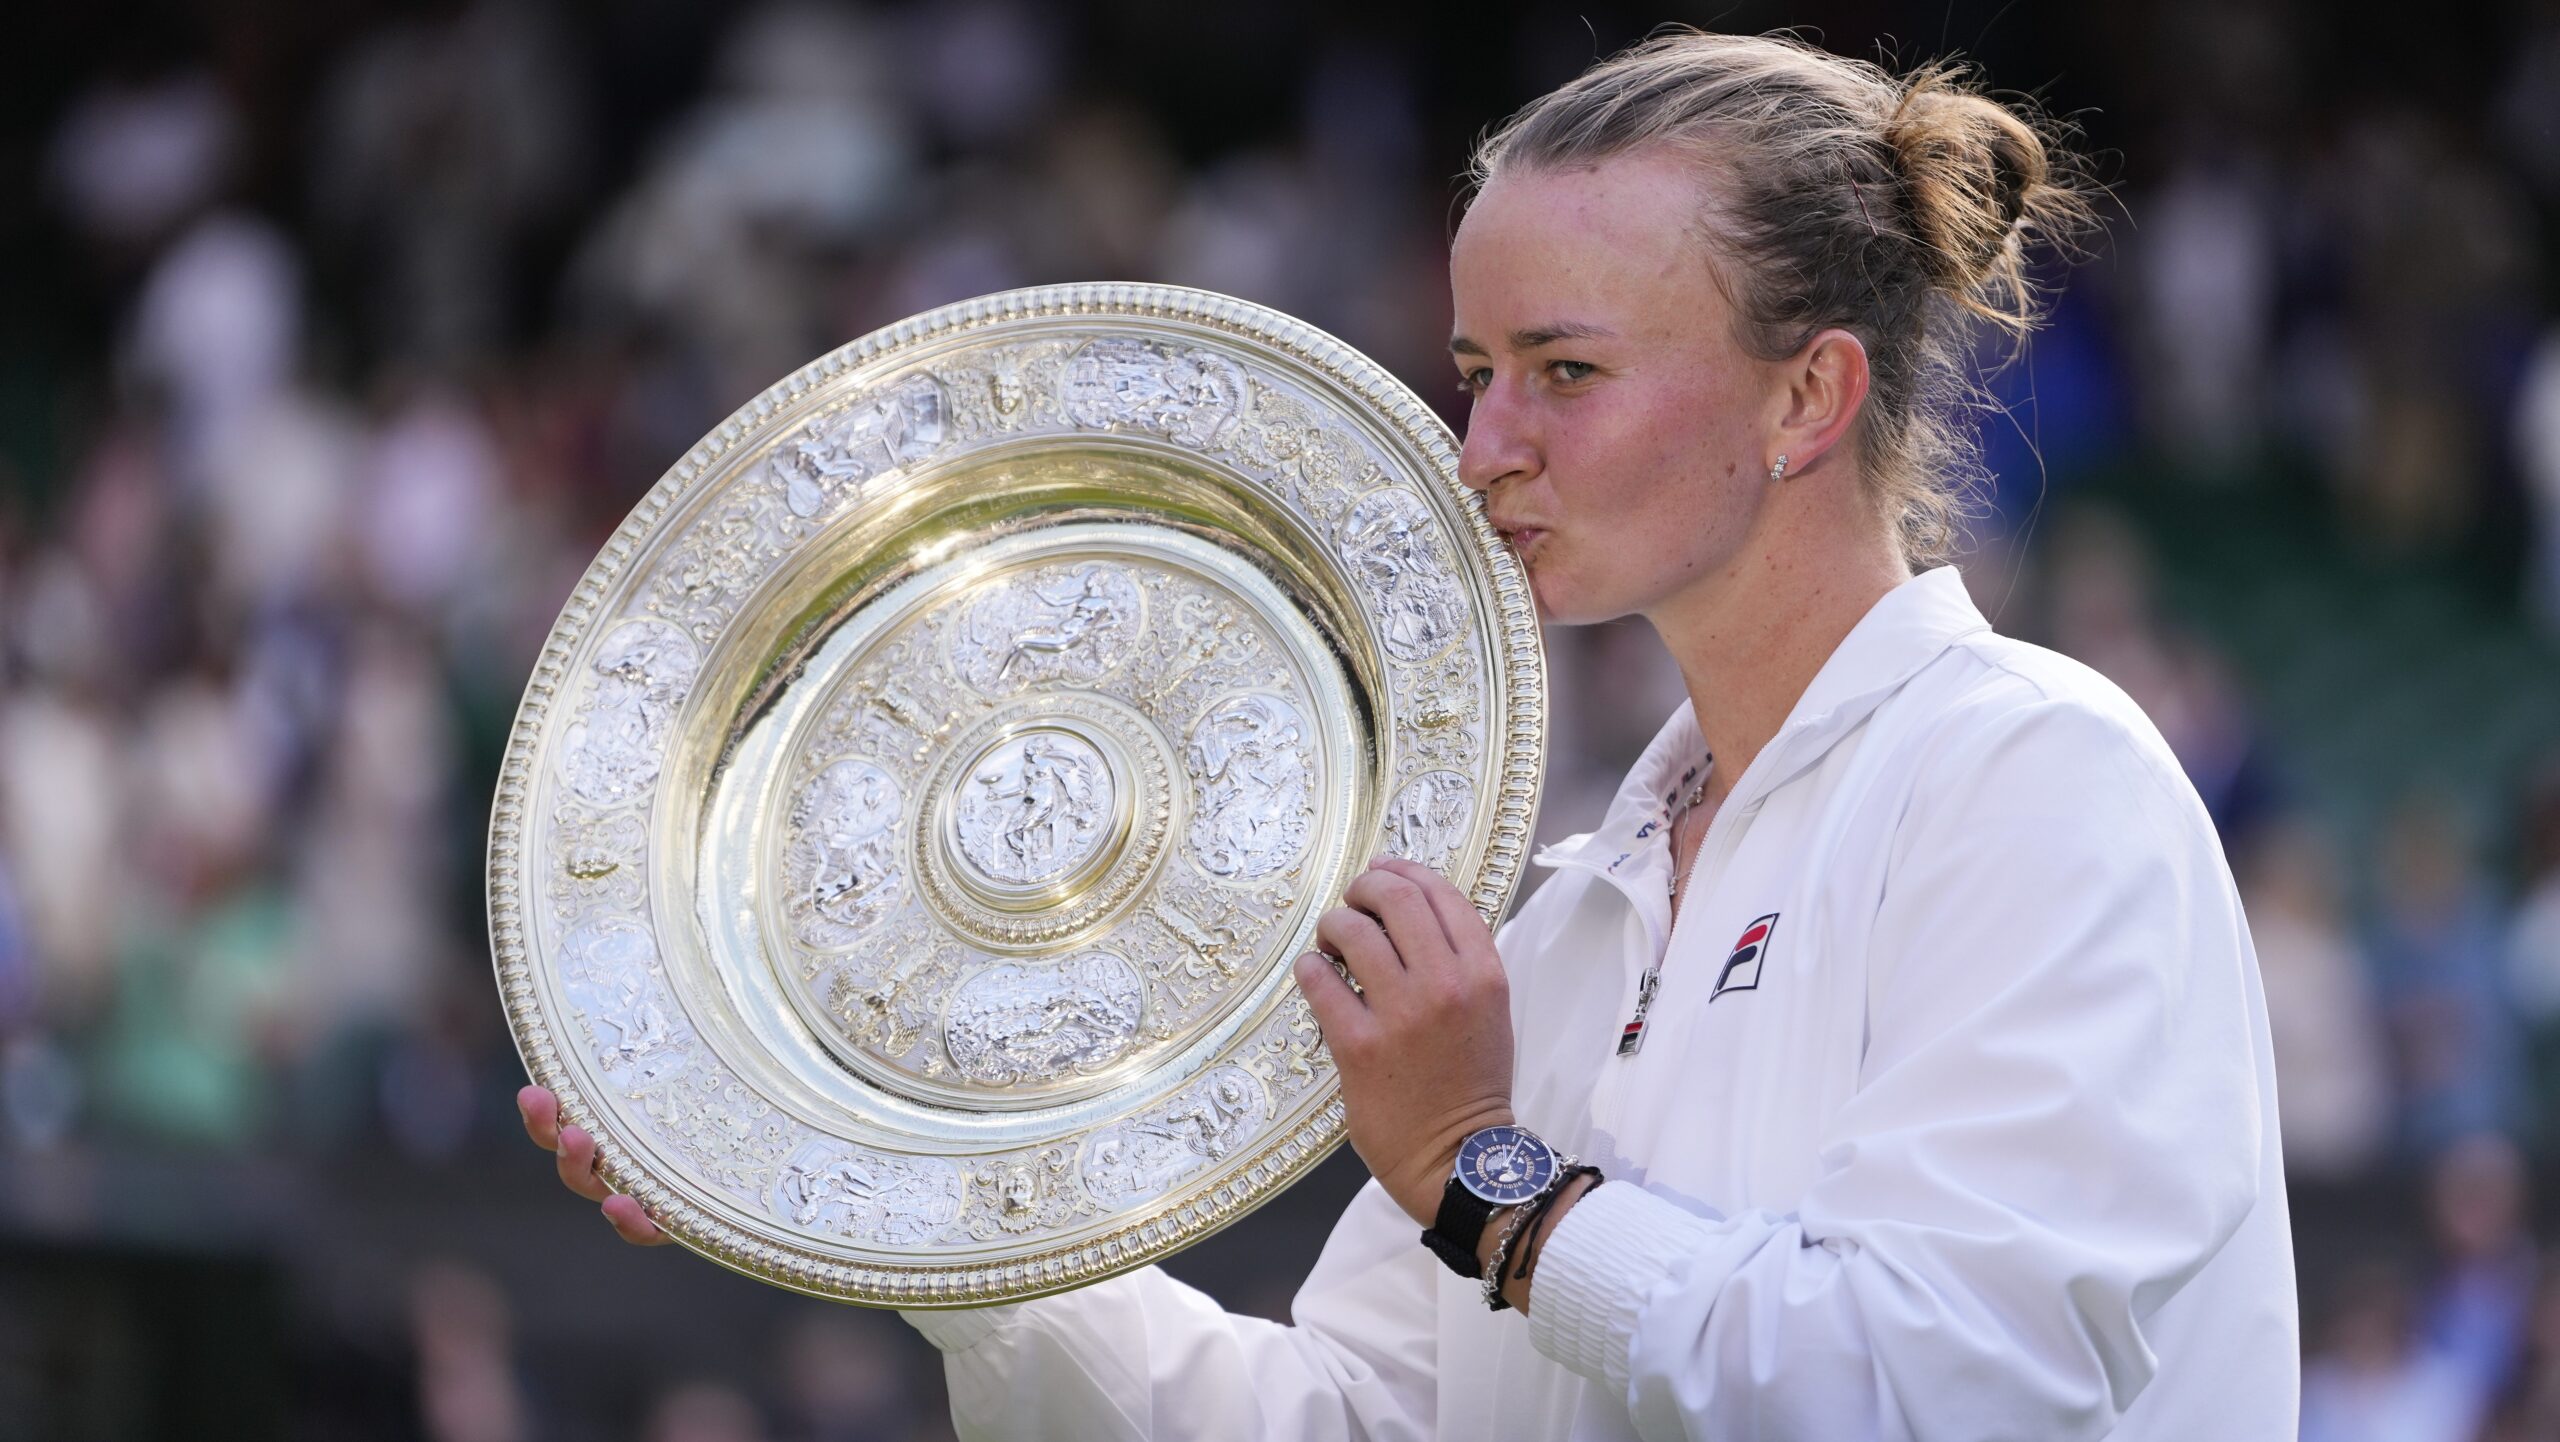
[1456,385,1536,494]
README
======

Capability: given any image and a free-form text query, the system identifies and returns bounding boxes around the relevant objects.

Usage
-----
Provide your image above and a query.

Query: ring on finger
[1334,955,1365,996]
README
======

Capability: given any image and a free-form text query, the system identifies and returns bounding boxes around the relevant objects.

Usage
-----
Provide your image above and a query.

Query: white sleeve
[1524,699,2273,1441]
[904,1176,1438,1441]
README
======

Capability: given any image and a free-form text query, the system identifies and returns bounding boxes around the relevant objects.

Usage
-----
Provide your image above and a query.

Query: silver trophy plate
[487,284,1545,1307]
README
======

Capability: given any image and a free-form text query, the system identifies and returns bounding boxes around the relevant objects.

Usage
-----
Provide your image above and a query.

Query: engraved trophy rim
[487,282,1547,1308]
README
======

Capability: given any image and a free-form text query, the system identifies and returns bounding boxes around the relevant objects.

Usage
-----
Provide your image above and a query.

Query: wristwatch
[1421,1123,1563,1278]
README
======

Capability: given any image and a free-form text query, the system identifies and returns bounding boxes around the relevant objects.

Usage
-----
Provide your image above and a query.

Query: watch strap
[1420,1173,1499,1279]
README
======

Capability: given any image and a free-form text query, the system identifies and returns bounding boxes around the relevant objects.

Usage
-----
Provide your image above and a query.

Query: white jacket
[905,565,2301,1440]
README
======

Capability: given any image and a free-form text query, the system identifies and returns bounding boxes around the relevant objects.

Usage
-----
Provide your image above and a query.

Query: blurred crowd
[5,2,2560,1437]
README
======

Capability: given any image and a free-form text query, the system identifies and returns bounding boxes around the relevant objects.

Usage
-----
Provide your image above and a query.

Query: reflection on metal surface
[488,284,1545,1308]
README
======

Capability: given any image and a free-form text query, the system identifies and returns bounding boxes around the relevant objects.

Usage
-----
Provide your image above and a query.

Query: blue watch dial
[1455,1124,1558,1206]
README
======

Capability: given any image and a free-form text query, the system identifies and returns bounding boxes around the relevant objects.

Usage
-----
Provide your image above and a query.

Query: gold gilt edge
[486,282,1547,1307]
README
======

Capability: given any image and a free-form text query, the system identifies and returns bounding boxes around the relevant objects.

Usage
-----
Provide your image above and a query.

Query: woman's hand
[517,1084,670,1247]
[1293,856,1518,1226]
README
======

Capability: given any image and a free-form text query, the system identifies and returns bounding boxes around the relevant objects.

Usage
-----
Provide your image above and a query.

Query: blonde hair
[1469,31,2096,564]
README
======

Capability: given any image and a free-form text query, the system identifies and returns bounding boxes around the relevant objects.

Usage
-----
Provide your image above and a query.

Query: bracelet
[1479,1201,1540,1311]
[1488,1165,1602,1311]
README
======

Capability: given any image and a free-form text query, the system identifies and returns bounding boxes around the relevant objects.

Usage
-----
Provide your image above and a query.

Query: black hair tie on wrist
[1491,1165,1602,1310]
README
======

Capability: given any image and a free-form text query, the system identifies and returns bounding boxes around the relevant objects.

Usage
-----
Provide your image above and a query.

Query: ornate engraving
[825,625,969,768]
[952,731,1116,889]
[1394,644,1488,782]
[633,1064,805,1205]
[551,803,648,916]
[937,341,1074,438]
[560,619,700,808]
[772,1140,964,1246]
[1185,692,1315,881]
[964,1144,1092,1238]
[1063,337,1248,448]
[1383,770,1474,872]
[954,561,1144,696]
[644,488,815,647]
[781,759,906,951]
[1337,487,1465,665]
[910,692,1174,953]
[814,908,975,1064]
[1241,986,1334,1101]
[558,919,690,1079]
[767,373,948,519]
[942,952,1145,1087]
[1080,1065,1269,1208]
[1136,871,1295,1019]
[557,918,804,1205]
[1229,381,1360,515]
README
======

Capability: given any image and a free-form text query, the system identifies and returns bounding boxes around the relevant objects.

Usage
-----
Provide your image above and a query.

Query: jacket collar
[1537,565,1990,884]
[1777,563,1990,744]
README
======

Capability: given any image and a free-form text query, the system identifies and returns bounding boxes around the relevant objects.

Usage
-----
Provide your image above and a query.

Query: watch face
[1456,1125,1557,1206]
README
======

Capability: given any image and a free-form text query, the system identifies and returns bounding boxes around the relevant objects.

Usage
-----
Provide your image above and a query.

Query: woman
[521,30,2299,1439]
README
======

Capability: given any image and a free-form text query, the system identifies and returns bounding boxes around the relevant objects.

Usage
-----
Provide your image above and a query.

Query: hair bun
[1883,70,2052,308]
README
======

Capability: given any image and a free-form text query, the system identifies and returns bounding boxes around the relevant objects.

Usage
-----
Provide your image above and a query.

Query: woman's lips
[1504,526,1547,561]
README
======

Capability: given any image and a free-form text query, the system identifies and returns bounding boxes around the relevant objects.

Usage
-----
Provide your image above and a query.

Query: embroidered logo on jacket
[1711,913,1779,1001]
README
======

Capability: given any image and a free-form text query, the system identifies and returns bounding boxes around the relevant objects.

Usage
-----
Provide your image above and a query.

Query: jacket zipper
[1621,758,1767,1057]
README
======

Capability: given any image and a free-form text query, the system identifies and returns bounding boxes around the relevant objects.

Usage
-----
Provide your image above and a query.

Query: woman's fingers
[602,1194,671,1247]
[518,1085,561,1152]
[555,1125,615,1204]
[1293,950,1371,1045]
[1344,863,1457,966]
[526,1084,666,1246]
[1367,857,1492,963]
[1315,904,1402,993]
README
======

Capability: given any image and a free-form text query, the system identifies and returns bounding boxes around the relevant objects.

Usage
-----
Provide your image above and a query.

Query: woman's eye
[1549,360,1596,384]
[1457,368,1492,396]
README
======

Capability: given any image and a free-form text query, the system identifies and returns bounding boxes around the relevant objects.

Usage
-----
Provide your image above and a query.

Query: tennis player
[521,30,2300,1439]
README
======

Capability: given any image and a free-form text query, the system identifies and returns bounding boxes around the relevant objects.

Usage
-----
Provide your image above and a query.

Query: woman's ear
[1768,327,1870,478]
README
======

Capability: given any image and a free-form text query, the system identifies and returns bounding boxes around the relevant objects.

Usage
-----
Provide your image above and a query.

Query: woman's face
[1449,149,1786,626]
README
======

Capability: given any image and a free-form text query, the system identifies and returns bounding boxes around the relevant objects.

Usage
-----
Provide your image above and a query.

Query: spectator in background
[2375,798,2530,1154]
[310,0,591,371]
[646,1382,769,1442]
[2301,1261,2492,1442]
[2128,144,2279,472]
[772,1311,927,1442]
[411,1262,533,1442]
[566,0,914,402]
[2241,818,2389,1178]
[2419,1134,2541,1407]
[2507,758,2560,1139]
[44,64,237,263]
[2322,112,2536,557]
[2041,506,2280,843]
[2516,329,2560,637]
[2479,1269,2560,1442]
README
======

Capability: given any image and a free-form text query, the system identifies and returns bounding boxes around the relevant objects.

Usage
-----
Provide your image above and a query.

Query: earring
[1768,454,1789,482]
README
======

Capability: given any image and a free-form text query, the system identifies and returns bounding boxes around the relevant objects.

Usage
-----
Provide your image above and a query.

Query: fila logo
[1711,913,1779,1001]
